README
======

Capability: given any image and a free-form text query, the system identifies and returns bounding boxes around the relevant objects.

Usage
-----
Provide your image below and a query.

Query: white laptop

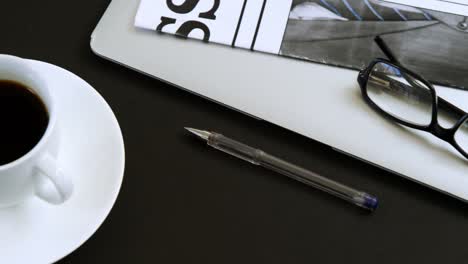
[91,0,468,201]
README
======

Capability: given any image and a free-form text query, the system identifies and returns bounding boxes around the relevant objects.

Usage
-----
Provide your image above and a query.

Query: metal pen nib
[185,128,212,141]
[185,128,379,211]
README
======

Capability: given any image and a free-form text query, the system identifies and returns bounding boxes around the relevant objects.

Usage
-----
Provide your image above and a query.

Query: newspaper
[135,0,468,89]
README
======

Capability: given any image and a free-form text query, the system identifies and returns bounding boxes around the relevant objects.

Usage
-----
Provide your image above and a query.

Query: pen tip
[185,127,211,141]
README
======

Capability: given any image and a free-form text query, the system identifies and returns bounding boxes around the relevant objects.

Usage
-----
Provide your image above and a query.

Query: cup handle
[34,153,74,204]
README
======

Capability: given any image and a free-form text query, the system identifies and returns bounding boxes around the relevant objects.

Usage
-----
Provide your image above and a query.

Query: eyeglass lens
[366,62,433,127]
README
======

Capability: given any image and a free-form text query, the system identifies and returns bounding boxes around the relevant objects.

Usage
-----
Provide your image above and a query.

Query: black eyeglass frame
[357,37,468,159]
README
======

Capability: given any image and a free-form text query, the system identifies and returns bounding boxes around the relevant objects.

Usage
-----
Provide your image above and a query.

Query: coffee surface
[0,80,49,165]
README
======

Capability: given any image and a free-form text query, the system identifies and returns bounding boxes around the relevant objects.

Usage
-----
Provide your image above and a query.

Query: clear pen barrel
[208,133,378,211]
[208,133,263,165]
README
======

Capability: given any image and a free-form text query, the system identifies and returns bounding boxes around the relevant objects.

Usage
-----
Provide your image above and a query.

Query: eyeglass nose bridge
[431,123,454,142]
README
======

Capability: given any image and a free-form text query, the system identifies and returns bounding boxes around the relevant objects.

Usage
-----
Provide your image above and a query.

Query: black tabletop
[2,1,468,263]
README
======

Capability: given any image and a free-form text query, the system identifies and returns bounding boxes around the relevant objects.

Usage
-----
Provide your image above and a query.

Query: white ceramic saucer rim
[29,59,126,263]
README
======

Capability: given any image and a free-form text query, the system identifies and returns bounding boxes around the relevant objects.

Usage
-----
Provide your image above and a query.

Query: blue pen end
[363,194,379,211]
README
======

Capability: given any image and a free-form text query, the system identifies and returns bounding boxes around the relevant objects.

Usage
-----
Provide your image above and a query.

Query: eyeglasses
[357,36,468,159]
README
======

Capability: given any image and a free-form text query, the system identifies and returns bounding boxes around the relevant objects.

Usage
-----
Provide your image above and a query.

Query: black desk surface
[2,1,468,263]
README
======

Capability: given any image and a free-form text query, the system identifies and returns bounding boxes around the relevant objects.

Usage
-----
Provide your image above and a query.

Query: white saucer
[0,60,125,263]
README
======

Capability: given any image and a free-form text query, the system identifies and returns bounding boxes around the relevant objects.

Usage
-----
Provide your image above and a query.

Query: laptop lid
[91,0,468,201]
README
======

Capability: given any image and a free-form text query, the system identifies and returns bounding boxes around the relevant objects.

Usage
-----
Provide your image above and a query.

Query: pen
[185,128,378,211]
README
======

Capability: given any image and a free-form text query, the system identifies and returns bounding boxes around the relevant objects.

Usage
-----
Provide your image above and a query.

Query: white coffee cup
[0,55,73,207]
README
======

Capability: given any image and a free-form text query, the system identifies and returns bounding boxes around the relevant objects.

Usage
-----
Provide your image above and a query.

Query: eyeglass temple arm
[375,36,433,95]
[438,97,467,120]
[375,36,399,64]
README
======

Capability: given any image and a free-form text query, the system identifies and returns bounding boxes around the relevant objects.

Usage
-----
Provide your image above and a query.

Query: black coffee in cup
[0,80,49,165]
